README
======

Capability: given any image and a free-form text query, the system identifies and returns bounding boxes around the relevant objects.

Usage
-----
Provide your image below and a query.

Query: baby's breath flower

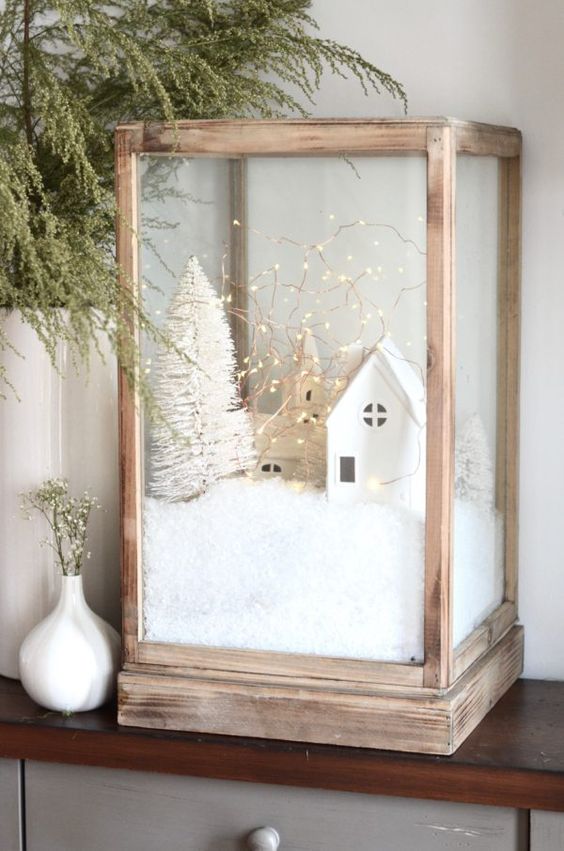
[20,479,100,576]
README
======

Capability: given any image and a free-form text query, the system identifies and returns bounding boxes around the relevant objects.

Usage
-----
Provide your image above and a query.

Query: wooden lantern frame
[116,118,523,754]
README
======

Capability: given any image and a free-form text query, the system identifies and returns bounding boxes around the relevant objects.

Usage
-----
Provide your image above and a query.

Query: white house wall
[327,360,425,511]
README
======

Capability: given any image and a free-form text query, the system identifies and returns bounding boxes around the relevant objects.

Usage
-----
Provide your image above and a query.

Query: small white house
[253,411,327,483]
[326,340,426,512]
[282,332,327,423]
[253,331,329,483]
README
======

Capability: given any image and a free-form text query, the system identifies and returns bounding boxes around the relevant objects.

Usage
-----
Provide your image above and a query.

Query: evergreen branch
[22,0,33,146]
[0,0,406,402]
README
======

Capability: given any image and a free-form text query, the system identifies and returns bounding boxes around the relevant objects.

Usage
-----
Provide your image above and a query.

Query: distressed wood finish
[453,601,516,681]
[116,118,521,157]
[116,128,142,664]
[423,125,455,690]
[455,125,521,157]
[116,118,522,754]
[496,162,510,514]
[501,156,522,604]
[450,626,523,751]
[137,120,429,155]
[25,761,526,851]
[136,641,424,689]
[120,671,451,754]
[119,627,523,755]
[494,155,522,602]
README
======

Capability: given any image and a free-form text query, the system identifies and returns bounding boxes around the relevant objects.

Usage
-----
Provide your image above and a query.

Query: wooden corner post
[424,125,456,689]
[115,127,142,666]
[499,154,522,606]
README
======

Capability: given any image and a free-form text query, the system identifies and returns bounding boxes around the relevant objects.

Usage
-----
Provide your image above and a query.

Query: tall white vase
[0,310,62,678]
[19,574,120,712]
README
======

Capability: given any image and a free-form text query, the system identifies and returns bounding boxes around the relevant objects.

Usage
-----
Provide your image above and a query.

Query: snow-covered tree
[455,413,494,509]
[151,256,256,501]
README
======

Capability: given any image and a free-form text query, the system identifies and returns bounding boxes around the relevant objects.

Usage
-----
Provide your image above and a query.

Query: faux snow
[143,478,503,662]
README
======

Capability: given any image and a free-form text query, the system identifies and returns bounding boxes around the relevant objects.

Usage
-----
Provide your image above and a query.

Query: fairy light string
[213,216,428,489]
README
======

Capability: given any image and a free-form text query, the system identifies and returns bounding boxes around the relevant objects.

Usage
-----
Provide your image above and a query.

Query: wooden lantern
[116,118,522,755]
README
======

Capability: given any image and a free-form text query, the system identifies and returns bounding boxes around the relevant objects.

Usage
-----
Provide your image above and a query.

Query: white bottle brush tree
[455,413,495,510]
[151,256,256,501]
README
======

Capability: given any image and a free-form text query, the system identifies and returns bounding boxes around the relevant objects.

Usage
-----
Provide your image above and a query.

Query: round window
[362,402,387,428]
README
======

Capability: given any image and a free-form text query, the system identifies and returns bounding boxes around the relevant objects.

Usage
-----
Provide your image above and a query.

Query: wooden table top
[0,676,563,811]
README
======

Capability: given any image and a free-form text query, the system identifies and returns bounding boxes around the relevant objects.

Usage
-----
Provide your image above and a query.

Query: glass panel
[453,155,505,648]
[139,153,427,662]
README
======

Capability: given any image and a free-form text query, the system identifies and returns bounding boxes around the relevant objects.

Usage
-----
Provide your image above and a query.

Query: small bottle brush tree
[21,478,100,575]
[0,0,406,400]
[455,414,495,510]
[151,257,256,501]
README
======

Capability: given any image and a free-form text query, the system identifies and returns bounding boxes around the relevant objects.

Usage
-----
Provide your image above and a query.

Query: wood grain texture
[113,118,521,157]
[118,627,522,756]
[25,761,526,851]
[501,156,522,604]
[496,158,510,515]
[138,120,429,154]
[119,673,452,754]
[453,601,517,681]
[451,626,523,750]
[455,125,521,157]
[0,759,22,851]
[116,128,142,664]
[1,677,564,812]
[423,125,455,690]
[136,642,424,690]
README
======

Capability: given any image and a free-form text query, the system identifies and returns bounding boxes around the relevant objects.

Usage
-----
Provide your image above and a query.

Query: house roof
[327,339,426,428]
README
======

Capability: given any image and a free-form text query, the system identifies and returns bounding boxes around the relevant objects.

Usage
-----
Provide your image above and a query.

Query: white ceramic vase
[19,574,121,713]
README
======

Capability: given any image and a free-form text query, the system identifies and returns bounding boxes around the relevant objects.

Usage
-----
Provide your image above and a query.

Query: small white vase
[19,574,121,713]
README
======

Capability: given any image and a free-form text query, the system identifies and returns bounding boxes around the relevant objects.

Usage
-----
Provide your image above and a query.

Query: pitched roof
[327,339,426,428]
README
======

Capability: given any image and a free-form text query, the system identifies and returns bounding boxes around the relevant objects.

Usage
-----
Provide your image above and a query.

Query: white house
[253,412,326,482]
[252,332,329,483]
[326,340,426,512]
[282,331,327,423]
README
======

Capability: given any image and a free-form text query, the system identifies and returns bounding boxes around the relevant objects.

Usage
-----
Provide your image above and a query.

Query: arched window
[363,402,387,428]
[261,463,282,474]
[305,389,312,401]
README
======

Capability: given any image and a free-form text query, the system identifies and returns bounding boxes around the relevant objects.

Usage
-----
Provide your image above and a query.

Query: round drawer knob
[246,826,280,850]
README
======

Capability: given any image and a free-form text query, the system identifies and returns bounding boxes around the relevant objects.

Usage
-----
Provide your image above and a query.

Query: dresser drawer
[530,811,564,850]
[26,761,527,851]
[0,759,21,851]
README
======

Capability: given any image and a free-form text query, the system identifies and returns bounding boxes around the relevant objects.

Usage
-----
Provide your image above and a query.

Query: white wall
[306,0,564,678]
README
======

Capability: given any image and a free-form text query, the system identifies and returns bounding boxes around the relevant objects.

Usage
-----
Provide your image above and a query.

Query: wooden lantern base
[118,626,523,755]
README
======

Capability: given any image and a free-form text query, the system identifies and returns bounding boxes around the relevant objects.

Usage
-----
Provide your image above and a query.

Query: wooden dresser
[1,677,563,850]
